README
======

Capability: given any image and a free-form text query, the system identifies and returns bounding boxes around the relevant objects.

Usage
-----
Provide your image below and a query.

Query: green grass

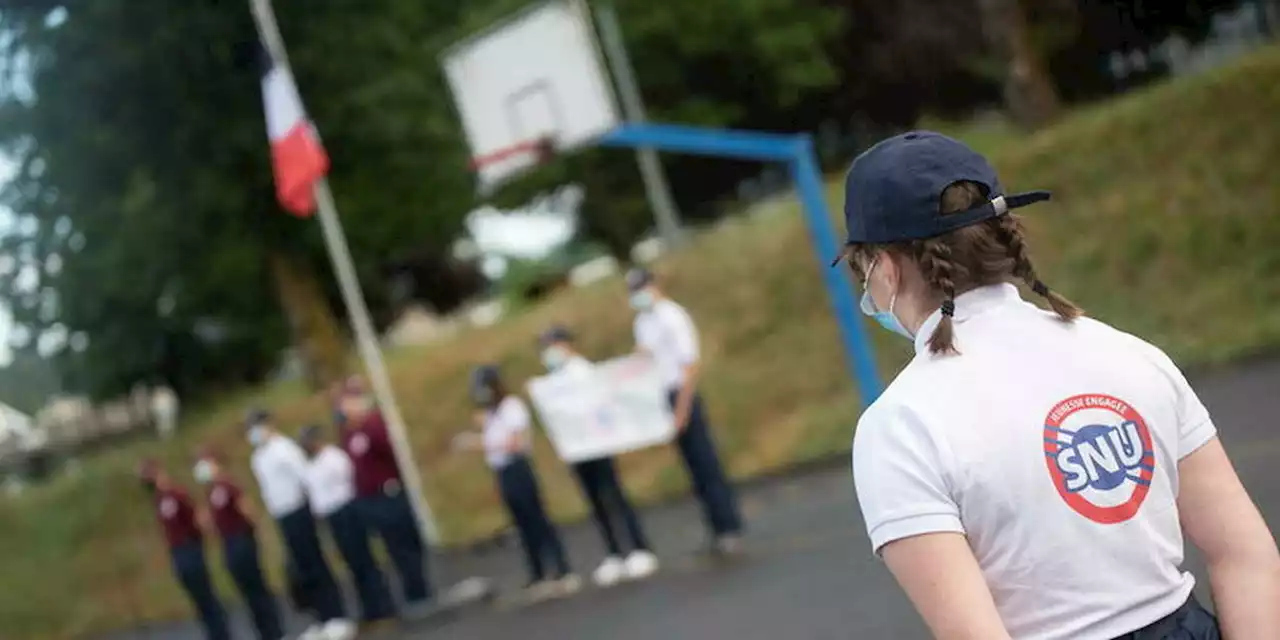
[4,45,1280,639]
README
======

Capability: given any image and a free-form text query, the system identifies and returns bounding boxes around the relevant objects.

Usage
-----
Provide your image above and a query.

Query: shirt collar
[912,282,1022,354]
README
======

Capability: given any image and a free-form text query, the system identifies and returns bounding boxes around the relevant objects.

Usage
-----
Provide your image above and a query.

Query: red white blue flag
[258,42,328,217]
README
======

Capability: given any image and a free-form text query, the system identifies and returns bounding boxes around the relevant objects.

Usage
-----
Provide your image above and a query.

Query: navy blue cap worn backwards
[625,267,653,292]
[539,325,573,346]
[841,131,1051,245]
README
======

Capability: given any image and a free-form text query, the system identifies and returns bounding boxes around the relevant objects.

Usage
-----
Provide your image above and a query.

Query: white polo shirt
[557,354,594,378]
[303,445,356,518]
[249,433,310,518]
[852,283,1215,640]
[483,395,533,470]
[633,298,700,390]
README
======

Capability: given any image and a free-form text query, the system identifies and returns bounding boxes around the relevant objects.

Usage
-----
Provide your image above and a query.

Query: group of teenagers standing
[143,267,747,638]
[140,379,432,640]
[453,266,744,596]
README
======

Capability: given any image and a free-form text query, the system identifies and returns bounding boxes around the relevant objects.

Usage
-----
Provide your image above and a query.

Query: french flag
[259,42,329,217]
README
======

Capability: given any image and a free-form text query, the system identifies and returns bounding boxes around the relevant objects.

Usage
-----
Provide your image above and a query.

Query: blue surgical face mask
[541,346,569,371]
[193,460,216,484]
[629,289,655,311]
[859,259,914,340]
[247,425,268,447]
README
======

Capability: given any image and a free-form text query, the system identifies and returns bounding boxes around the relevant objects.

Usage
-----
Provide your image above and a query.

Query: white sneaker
[592,556,627,587]
[624,550,659,580]
[556,573,583,595]
[321,619,357,640]
[295,624,325,640]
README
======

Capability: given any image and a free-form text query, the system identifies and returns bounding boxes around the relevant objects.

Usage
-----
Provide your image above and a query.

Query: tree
[976,0,1063,129]
[0,1,479,398]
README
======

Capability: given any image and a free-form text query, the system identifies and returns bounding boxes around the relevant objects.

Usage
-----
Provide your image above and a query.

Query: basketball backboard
[442,0,620,192]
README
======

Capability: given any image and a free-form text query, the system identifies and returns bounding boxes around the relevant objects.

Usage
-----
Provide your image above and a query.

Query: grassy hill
[4,45,1280,639]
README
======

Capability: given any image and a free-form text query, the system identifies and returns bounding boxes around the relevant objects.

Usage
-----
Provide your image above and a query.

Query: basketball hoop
[470,137,555,196]
[442,0,619,196]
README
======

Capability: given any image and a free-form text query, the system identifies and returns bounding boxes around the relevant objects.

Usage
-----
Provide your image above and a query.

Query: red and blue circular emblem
[1043,394,1155,524]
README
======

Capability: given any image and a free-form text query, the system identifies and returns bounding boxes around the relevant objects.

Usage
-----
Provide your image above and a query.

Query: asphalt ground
[97,357,1280,640]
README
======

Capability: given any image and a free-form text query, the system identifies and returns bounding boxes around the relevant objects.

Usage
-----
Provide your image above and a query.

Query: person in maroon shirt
[193,448,283,640]
[138,459,229,640]
[338,387,432,613]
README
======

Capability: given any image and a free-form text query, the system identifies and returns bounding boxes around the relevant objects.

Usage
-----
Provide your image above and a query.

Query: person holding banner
[625,268,744,556]
[454,365,581,598]
[539,326,659,586]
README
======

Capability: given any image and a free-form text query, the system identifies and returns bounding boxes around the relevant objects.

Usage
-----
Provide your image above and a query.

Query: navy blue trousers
[668,390,742,537]
[327,503,395,621]
[356,487,431,604]
[1115,595,1220,639]
[171,541,230,640]
[497,456,570,583]
[222,532,283,640]
[278,506,345,622]
[572,456,649,556]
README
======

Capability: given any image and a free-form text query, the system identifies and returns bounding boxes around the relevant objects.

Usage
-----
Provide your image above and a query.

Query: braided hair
[841,180,1081,355]
[994,214,1081,322]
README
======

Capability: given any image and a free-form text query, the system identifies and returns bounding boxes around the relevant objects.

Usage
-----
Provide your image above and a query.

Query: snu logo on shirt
[1043,394,1155,524]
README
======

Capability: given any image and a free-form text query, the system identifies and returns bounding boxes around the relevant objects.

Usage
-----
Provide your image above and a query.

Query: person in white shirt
[453,365,580,599]
[538,326,659,586]
[835,130,1280,639]
[244,409,349,632]
[626,267,743,555]
[298,425,395,630]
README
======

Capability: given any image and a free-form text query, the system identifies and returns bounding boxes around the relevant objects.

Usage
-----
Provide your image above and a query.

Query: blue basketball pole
[598,123,883,406]
[787,135,883,406]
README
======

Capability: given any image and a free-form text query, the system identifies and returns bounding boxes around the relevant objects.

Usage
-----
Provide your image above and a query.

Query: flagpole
[249,0,440,545]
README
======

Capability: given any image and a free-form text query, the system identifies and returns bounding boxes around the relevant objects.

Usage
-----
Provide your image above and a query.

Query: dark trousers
[222,532,283,640]
[356,487,431,604]
[572,457,649,557]
[327,502,395,621]
[171,541,230,640]
[497,456,571,583]
[1114,595,1220,639]
[278,506,345,622]
[668,390,742,537]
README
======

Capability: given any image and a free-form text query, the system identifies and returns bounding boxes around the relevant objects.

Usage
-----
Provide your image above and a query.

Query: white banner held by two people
[526,355,674,463]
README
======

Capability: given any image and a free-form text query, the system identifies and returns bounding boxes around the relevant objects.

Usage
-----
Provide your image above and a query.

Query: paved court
[103,358,1280,639]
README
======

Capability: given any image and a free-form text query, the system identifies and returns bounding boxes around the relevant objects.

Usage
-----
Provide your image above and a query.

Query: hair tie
[940,299,956,317]
[1032,280,1050,297]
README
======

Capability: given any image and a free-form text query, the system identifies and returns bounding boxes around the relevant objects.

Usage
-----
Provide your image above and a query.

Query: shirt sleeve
[278,439,311,480]
[852,399,963,555]
[1155,350,1217,459]
[499,397,532,433]
[320,449,354,490]
[662,303,700,365]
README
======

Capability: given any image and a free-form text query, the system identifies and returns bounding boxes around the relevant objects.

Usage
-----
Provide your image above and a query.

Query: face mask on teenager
[193,459,216,484]
[541,346,569,371]
[247,425,268,447]
[471,385,494,406]
[629,289,656,311]
[859,258,914,340]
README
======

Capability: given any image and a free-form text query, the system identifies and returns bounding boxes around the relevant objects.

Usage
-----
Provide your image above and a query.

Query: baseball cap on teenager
[840,131,1051,245]
[470,364,501,405]
[625,267,654,292]
[538,325,574,346]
